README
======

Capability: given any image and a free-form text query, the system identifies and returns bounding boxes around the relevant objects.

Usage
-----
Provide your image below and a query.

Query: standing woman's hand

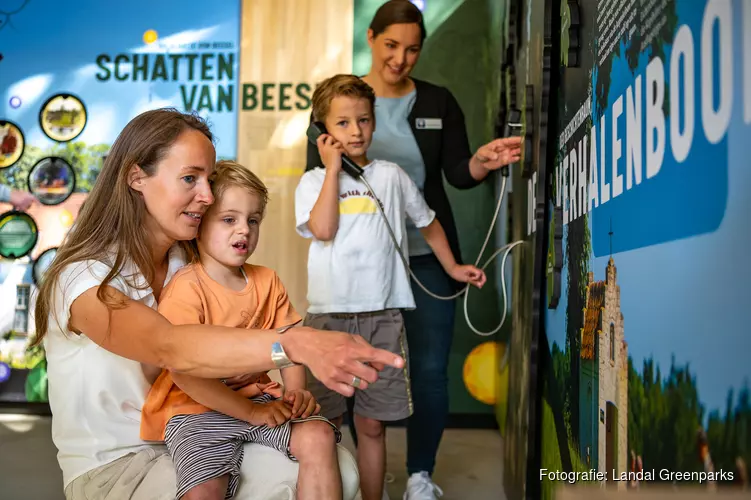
[471,136,523,172]
[282,326,405,397]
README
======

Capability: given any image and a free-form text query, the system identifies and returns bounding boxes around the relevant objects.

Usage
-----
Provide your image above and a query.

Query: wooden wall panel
[237,0,354,312]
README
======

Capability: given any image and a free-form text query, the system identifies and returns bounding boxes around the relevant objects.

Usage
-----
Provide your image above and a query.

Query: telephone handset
[306,121,364,179]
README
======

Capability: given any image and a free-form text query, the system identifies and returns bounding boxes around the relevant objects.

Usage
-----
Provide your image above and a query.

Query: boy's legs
[353,310,412,500]
[353,414,386,500]
[305,310,410,500]
[354,309,412,500]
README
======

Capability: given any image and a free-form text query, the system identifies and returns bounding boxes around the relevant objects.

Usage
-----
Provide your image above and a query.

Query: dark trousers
[344,253,455,476]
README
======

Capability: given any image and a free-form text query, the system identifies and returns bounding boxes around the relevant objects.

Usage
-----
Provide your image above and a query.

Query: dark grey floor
[0,414,504,500]
[0,415,64,500]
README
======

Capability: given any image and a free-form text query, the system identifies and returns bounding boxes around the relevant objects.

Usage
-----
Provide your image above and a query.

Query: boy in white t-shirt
[294,74,486,500]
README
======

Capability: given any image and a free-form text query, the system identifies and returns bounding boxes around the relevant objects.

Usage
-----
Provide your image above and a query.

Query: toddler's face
[324,96,374,160]
[197,186,263,268]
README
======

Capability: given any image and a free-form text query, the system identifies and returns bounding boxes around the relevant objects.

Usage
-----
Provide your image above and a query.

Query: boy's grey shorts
[303,309,413,422]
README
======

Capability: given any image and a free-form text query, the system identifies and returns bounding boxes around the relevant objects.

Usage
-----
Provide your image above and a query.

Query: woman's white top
[44,245,186,488]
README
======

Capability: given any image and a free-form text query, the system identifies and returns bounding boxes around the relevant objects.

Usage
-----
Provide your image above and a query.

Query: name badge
[415,118,442,130]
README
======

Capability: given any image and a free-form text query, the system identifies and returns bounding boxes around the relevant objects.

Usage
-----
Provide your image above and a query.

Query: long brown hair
[32,108,213,346]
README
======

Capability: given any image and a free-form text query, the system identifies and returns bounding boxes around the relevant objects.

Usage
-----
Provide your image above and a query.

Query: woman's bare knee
[289,420,337,459]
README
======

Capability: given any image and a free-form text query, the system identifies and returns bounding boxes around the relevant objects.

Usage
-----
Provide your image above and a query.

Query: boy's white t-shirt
[44,245,186,488]
[295,159,436,314]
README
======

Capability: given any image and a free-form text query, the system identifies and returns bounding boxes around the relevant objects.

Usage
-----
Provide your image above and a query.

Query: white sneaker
[403,472,443,500]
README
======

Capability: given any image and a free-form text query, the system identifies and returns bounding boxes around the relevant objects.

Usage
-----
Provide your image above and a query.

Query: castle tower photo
[578,257,628,486]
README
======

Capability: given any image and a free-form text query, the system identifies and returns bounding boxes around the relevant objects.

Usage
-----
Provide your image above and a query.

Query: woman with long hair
[36,107,402,499]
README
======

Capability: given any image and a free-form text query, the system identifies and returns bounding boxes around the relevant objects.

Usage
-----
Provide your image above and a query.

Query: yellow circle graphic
[60,209,74,228]
[40,94,87,143]
[143,29,158,44]
[462,341,509,406]
[0,121,24,169]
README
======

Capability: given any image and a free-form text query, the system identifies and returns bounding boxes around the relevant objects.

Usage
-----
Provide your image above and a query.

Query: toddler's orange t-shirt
[139,263,301,441]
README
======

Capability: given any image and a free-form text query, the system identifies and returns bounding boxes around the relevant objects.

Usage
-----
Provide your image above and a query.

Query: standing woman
[306,1,521,498]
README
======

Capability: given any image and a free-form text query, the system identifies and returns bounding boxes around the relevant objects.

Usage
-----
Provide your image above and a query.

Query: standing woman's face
[367,23,422,85]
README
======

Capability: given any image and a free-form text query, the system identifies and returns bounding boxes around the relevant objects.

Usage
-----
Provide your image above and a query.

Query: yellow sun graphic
[462,341,509,408]
[143,30,158,45]
[59,209,74,228]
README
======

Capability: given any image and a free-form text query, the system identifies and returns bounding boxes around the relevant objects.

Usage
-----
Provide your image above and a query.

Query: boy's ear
[128,164,146,192]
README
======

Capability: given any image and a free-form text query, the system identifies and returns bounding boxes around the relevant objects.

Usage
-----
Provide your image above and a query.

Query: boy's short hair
[210,160,269,217]
[311,74,376,123]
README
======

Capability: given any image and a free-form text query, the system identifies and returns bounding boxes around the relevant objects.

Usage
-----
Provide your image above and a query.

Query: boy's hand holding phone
[316,134,344,174]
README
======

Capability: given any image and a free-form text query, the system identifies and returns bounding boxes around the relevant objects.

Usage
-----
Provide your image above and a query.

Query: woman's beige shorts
[64,441,359,500]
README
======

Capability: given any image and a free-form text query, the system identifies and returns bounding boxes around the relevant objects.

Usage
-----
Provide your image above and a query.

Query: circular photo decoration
[0,211,38,259]
[0,362,11,384]
[0,120,25,169]
[39,93,87,142]
[32,247,58,286]
[28,157,76,206]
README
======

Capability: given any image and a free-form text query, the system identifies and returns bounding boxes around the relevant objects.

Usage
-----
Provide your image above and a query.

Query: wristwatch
[271,322,301,369]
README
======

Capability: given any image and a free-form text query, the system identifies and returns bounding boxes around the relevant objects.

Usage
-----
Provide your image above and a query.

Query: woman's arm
[69,286,404,396]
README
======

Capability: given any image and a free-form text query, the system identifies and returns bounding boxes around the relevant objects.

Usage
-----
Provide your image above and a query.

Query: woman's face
[131,128,216,244]
[368,23,422,85]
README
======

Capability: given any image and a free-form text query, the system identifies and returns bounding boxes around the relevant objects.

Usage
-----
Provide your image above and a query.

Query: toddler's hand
[449,264,486,289]
[246,400,293,428]
[284,389,320,419]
